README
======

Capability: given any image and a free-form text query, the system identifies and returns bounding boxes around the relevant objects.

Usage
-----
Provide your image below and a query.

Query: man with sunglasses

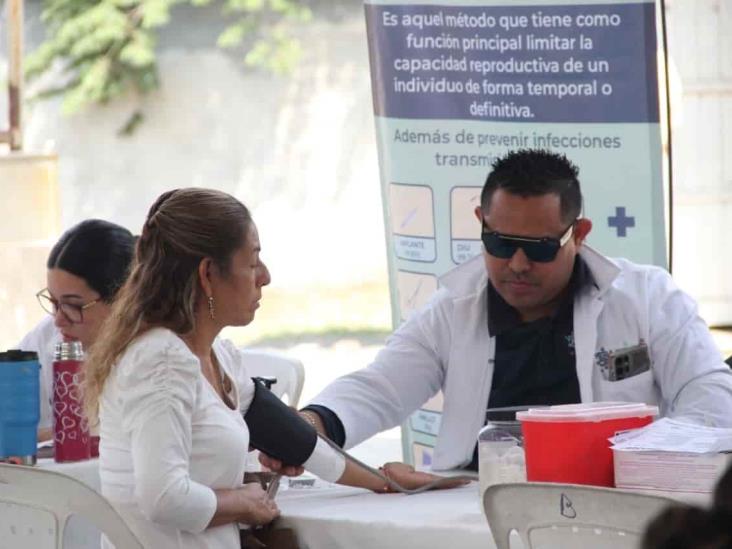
[279,149,732,473]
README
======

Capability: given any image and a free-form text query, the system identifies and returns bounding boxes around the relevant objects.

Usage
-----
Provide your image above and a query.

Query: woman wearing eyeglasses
[17,219,135,441]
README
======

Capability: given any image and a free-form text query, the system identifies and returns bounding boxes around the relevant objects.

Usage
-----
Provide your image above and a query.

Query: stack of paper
[610,418,732,494]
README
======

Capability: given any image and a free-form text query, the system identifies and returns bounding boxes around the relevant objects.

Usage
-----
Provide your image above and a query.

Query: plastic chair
[483,482,676,549]
[240,348,305,407]
[0,463,143,548]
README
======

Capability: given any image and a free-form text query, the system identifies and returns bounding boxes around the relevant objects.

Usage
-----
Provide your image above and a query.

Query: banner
[365,0,668,466]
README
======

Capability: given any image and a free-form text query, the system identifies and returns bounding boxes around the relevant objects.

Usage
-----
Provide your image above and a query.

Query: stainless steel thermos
[52,341,91,462]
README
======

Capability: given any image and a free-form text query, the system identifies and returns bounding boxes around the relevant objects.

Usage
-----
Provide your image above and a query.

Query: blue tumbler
[0,350,41,464]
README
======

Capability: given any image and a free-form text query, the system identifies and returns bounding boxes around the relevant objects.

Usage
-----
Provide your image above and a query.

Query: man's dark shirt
[305,257,593,464]
[302,403,346,447]
[466,257,591,469]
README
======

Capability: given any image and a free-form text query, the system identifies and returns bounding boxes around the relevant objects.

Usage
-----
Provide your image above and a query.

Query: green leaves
[119,31,156,67]
[216,0,312,74]
[244,30,301,74]
[26,0,311,134]
[140,0,184,29]
[225,0,264,12]
[217,22,250,48]
[26,0,159,118]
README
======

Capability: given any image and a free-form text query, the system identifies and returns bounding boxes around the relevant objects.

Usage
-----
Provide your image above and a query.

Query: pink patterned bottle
[52,341,91,462]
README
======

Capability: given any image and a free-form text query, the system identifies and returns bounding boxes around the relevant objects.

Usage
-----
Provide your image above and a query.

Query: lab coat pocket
[595,341,651,382]
[596,369,654,402]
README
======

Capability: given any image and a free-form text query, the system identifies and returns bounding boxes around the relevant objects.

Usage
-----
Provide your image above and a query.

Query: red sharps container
[53,341,91,462]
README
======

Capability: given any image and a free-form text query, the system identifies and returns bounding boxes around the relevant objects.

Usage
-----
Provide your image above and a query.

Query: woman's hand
[258,453,305,477]
[210,483,280,528]
[234,483,280,526]
[377,462,472,493]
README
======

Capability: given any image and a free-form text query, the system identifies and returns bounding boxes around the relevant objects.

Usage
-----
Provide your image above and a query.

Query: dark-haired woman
[18,219,135,440]
[84,188,462,549]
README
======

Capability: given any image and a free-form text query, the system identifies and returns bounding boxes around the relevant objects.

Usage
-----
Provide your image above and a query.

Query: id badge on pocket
[596,341,651,382]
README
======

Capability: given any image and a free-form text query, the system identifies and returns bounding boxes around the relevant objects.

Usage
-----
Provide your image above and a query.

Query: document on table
[610,418,732,453]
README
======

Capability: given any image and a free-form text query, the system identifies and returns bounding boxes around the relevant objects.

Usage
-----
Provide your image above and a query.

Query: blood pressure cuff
[243,380,317,466]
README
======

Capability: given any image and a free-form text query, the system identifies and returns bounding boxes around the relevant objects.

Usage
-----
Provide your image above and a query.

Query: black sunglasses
[481,221,576,263]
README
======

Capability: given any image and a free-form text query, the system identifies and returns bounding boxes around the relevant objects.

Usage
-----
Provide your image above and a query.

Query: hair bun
[145,189,178,229]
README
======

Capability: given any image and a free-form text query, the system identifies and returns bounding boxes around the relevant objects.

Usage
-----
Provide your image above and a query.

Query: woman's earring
[208,296,215,320]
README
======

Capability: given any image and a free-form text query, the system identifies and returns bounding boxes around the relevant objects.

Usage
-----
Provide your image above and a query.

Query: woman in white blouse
[83,188,453,549]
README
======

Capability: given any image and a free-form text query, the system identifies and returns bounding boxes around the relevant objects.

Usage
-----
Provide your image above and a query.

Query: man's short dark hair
[480,149,583,224]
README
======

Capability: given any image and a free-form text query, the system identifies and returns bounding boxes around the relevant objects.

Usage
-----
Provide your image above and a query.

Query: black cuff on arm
[301,405,346,448]
[244,380,317,466]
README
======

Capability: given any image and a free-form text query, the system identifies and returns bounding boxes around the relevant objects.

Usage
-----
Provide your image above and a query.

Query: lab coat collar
[577,245,621,297]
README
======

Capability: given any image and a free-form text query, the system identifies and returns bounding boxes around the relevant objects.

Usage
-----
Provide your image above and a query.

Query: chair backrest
[240,348,305,407]
[483,482,677,549]
[0,463,143,548]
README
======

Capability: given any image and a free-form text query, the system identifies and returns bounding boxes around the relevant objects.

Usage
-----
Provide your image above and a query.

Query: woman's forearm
[209,488,247,527]
[336,460,388,492]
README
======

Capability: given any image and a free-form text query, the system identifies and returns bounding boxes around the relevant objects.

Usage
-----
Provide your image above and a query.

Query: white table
[31,460,704,549]
[274,481,495,549]
[39,458,102,549]
[271,479,712,549]
[39,457,101,492]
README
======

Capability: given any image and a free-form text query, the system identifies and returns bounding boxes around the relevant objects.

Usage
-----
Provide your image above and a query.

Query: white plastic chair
[240,348,305,407]
[483,482,676,549]
[0,463,143,548]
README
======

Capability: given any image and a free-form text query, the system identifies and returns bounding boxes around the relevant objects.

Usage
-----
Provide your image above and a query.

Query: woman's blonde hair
[83,188,252,420]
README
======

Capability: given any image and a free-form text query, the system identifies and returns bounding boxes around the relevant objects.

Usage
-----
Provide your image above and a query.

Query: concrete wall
[666,0,732,325]
[1,1,390,348]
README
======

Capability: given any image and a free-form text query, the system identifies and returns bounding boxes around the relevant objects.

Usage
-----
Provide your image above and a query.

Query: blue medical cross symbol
[608,207,635,237]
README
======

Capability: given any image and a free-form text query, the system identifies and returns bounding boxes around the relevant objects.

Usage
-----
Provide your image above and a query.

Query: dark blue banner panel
[365,2,659,123]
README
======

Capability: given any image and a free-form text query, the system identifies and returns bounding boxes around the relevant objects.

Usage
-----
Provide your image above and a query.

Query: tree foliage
[26,0,311,132]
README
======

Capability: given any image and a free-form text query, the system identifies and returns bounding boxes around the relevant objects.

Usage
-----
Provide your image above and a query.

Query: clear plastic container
[478,420,526,496]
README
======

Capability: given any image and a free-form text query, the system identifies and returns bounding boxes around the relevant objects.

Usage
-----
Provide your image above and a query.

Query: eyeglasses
[36,289,100,325]
[481,221,576,263]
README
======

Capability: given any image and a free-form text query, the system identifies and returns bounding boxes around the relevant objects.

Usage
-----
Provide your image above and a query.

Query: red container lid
[517,401,659,423]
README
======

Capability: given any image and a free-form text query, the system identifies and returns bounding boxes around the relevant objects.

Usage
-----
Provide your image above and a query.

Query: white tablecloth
[275,481,494,549]
[24,461,702,549]
[35,460,491,549]
[38,458,102,549]
[39,457,101,492]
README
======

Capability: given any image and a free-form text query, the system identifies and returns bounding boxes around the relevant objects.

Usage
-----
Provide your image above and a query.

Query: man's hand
[258,453,305,477]
[378,462,472,492]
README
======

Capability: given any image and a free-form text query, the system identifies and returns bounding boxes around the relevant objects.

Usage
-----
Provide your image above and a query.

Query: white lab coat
[311,246,732,470]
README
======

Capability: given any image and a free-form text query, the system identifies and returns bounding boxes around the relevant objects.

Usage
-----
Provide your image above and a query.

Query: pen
[266,474,281,498]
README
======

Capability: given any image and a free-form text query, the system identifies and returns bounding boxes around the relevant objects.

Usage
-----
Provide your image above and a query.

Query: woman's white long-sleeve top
[100,328,262,548]
[100,327,344,548]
